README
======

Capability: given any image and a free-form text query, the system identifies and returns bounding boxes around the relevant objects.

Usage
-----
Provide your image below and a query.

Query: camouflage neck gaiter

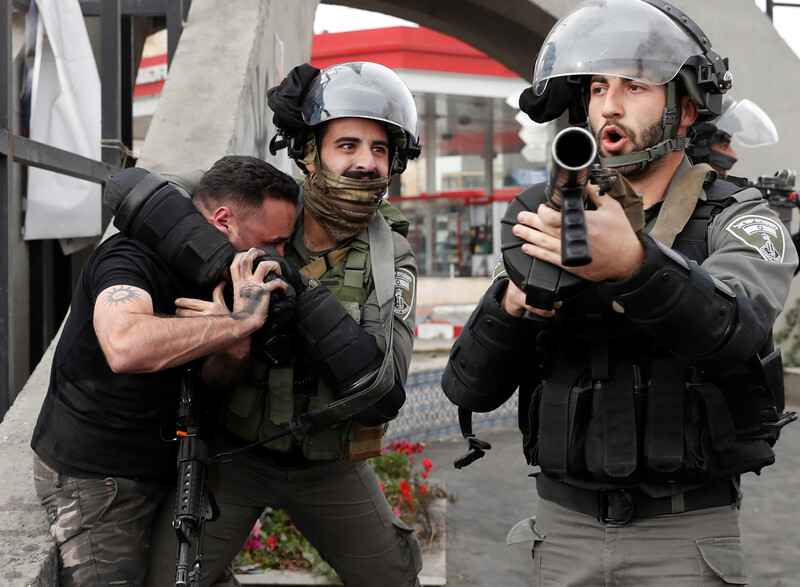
[303,157,390,243]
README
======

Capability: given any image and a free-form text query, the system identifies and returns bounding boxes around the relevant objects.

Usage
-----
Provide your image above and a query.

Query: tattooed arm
[93,249,285,373]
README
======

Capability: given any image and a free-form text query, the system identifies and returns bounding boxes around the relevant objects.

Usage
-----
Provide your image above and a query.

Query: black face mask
[709,150,738,171]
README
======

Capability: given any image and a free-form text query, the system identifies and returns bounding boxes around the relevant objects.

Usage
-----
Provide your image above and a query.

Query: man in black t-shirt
[30,156,298,587]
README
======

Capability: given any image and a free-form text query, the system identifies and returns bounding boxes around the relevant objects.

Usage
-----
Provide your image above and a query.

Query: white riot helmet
[715,98,779,148]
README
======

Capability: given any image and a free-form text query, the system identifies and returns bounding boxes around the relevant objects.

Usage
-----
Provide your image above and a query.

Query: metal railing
[0,0,190,419]
[765,1,800,19]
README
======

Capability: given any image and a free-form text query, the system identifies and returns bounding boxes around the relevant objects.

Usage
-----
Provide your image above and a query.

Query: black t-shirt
[31,234,196,481]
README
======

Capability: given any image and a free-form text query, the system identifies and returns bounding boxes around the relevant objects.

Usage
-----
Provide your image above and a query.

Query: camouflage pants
[33,453,170,587]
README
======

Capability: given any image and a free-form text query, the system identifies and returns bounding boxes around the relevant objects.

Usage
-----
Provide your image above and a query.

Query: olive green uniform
[145,205,421,587]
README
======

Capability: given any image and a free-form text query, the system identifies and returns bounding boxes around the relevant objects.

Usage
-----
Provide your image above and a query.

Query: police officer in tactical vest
[441,1,798,584]
[140,62,423,586]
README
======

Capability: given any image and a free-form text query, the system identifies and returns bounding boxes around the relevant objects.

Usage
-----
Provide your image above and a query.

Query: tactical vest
[220,202,408,462]
[523,179,788,486]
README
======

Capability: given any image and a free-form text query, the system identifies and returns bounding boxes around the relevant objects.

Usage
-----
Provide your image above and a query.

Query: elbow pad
[294,285,383,398]
[602,233,769,367]
[104,168,232,289]
[356,380,406,427]
[441,278,538,413]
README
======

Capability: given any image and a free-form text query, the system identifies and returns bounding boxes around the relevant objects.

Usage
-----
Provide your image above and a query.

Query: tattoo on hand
[236,284,268,317]
[103,286,141,307]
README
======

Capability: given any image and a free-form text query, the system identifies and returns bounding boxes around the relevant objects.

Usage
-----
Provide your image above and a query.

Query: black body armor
[523,180,790,485]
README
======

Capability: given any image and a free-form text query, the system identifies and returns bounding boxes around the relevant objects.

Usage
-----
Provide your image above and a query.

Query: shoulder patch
[393,268,415,321]
[725,214,786,263]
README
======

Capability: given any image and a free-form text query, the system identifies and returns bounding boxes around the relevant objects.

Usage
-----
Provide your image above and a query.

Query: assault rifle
[753,170,800,264]
[173,366,218,587]
[755,169,798,227]
[500,126,617,309]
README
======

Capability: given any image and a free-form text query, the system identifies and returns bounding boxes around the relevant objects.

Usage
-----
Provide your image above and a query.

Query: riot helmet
[269,62,421,175]
[688,98,778,172]
[527,0,732,170]
[714,98,778,148]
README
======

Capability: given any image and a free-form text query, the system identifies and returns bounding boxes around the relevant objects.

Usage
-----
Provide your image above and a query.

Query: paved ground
[422,409,800,586]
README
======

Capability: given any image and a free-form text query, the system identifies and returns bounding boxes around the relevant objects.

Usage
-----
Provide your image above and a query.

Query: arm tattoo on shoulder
[102,285,142,307]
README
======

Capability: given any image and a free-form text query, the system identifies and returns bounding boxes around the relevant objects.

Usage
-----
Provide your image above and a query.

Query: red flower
[266,535,277,549]
[421,471,428,479]
[420,485,429,496]
[422,458,433,471]
[379,481,385,491]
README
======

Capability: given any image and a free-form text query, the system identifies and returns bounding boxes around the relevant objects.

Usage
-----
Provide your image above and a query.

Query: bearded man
[442,1,798,584]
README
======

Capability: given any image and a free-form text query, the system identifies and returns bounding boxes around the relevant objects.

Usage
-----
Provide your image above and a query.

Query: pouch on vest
[260,366,305,453]
[536,362,590,480]
[641,374,777,484]
[584,357,639,483]
[222,361,268,442]
[299,379,343,461]
[643,357,686,476]
[316,238,371,324]
[346,423,387,461]
[748,345,796,446]
[519,380,542,466]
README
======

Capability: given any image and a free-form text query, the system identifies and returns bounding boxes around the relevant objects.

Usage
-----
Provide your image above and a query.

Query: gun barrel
[547,126,598,209]
[175,540,191,587]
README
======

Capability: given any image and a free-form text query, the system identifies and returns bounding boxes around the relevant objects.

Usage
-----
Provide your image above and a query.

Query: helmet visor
[715,99,779,148]
[302,62,419,140]
[533,0,705,95]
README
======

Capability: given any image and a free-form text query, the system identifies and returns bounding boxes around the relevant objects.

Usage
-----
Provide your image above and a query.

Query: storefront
[311,26,553,276]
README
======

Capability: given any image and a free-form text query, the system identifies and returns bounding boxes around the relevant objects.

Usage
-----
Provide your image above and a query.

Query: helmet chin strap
[598,81,691,171]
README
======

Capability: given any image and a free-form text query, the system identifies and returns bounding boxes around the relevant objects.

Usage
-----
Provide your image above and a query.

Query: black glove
[224,249,302,366]
[248,249,304,362]
[253,247,306,294]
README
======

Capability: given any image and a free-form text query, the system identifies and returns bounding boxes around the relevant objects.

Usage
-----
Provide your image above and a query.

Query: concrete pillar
[138,0,318,173]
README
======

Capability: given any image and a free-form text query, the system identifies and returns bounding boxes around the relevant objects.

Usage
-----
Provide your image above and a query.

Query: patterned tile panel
[385,363,519,444]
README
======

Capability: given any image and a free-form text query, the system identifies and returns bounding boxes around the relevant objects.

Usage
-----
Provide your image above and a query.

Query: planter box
[235,500,447,586]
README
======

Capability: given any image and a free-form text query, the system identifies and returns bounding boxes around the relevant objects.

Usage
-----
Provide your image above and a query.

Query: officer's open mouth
[602,126,627,149]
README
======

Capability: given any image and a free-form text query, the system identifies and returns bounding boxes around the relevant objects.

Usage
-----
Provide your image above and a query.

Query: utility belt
[536,474,737,525]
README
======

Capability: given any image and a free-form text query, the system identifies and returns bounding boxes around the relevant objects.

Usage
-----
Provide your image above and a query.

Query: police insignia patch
[725,215,785,263]
[393,268,415,320]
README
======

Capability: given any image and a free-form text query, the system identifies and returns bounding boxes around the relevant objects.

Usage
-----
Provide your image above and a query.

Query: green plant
[776,296,800,366]
[233,441,452,580]
[371,441,452,546]
[233,507,338,581]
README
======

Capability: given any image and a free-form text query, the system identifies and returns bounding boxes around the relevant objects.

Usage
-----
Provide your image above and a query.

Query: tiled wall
[384,365,519,443]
